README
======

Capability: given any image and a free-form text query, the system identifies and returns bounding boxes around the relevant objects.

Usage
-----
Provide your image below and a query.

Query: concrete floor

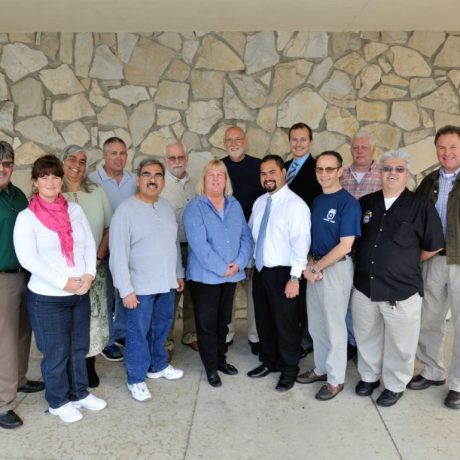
[1,320,459,460]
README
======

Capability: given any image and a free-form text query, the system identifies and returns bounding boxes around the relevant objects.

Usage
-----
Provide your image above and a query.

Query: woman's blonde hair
[197,159,233,196]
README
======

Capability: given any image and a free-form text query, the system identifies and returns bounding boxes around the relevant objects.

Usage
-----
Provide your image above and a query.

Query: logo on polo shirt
[363,210,373,224]
[323,208,336,223]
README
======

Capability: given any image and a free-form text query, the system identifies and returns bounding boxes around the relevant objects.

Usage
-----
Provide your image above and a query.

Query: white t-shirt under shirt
[13,203,97,296]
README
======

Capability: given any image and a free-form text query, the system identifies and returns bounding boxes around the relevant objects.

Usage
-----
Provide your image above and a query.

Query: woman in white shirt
[13,155,106,424]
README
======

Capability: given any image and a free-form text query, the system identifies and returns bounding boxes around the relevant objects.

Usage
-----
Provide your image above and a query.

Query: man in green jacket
[409,125,460,409]
[0,141,44,429]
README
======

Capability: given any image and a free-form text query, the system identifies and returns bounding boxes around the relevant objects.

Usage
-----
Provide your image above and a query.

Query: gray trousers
[227,277,259,343]
[352,288,422,393]
[307,257,353,385]
[417,255,460,391]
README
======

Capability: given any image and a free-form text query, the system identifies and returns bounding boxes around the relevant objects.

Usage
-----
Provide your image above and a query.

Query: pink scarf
[28,193,75,267]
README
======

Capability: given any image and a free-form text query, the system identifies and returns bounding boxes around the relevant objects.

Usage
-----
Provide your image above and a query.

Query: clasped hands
[64,274,94,295]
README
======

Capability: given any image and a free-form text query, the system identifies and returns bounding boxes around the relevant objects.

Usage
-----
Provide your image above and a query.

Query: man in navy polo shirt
[297,151,361,401]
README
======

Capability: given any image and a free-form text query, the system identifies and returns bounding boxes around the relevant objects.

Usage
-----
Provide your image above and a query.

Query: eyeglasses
[140,172,164,180]
[224,137,244,145]
[0,161,14,169]
[65,156,87,167]
[315,167,340,174]
[166,156,186,163]
[382,166,407,173]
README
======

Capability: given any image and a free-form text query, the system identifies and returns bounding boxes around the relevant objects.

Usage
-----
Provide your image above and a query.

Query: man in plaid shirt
[340,132,382,360]
[341,132,381,200]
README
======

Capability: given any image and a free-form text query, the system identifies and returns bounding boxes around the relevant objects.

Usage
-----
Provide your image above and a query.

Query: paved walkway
[1,320,458,460]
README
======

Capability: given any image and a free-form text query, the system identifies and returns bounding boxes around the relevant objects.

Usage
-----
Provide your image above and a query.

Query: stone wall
[1,31,460,195]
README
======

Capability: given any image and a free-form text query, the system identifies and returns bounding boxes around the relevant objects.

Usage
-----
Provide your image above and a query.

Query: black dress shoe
[0,410,23,429]
[376,389,403,407]
[407,374,446,390]
[355,380,380,396]
[444,390,460,409]
[17,380,45,393]
[275,375,295,392]
[207,372,222,388]
[247,364,273,378]
[300,346,313,359]
[218,363,238,375]
[248,340,260,355]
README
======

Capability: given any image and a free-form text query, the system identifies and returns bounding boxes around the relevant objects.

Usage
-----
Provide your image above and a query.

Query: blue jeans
[106,265,127,347]
[26,289,90,409]
[125,291,174,384]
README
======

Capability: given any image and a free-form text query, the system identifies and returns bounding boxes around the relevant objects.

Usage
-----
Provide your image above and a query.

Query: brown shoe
[296,369,327,384]
[316,383,344,401]
[183,340,199,352]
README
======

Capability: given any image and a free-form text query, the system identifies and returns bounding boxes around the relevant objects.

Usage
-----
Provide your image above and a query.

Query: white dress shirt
[249,185,311,278]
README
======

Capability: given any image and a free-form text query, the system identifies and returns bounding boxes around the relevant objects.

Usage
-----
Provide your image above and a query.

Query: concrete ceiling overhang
[0,0,458,31]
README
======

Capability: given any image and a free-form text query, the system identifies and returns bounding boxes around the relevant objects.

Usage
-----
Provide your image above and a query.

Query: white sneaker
[127,382,152,402]
[49,402,83,423]
[147,364,184,380]
[72,393,107,411]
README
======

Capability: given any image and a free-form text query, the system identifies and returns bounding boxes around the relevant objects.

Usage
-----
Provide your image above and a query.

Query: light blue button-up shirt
[183,195,253,284]
[89,166,137,210]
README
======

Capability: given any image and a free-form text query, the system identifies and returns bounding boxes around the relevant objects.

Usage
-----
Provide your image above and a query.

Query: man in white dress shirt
[247,155,311,392]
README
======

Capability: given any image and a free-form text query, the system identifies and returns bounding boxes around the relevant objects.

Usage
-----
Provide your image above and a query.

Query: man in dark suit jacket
[284,122,322,356]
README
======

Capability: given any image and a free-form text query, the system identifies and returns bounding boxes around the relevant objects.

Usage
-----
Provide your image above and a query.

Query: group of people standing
[1,122,459,429]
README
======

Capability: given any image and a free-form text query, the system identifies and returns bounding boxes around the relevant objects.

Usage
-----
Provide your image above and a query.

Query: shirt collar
[440,166,460,179]
[291,153,310,169]
[166,169,190,185]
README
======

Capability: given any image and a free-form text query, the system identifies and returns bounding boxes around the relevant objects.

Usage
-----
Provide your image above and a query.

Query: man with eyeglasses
[351,150,443,407]
[340,132,382,360]
[297,151,361,401]
[285,122,322,359]
[222,126,264,355]
[0,141,44,429]
[89,137,137,362]
[161,142,198,356]
[409,125,460,410]
[109,159,185,402]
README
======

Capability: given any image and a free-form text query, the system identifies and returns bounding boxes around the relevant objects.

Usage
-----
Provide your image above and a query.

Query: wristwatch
[310,265,318,274]
[290,275,300,282]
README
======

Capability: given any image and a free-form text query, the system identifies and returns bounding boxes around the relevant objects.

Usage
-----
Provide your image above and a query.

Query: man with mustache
[109,159,184,402]
[248,155,311,392]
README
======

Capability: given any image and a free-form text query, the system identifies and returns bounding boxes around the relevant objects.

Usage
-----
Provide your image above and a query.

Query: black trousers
[188,281,236,373]
[252,267,303,378]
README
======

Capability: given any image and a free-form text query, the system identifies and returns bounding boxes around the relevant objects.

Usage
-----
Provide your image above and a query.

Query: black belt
[438,249,446,256]
[0,268,23,273]
[180,242,188,247]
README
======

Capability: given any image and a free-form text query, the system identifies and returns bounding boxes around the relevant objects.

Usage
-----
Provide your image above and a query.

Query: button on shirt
[354,189,445,302]
[435,167,460,238]
[249,185,311,278]
[88,166,137,210]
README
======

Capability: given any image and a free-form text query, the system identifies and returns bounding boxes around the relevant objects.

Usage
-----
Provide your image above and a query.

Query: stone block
[155,81,189,110]
[390,101,420,131]
[191,70,225,99]
[186,100,223,135]
[244,32,279,74]
[284,32,328,58]
[52,94,95,121]
[40,64,85,95]
[356,100,387,122]
[195,36,244,71]
[90,44,124,80]
[0,43,48,82]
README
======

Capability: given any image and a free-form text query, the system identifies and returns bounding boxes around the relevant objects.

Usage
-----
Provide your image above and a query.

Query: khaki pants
[226,277,259,343]
[417,255,460,391]
[307,257,353,385]
[0,272,31,412]
[352,288,422,393]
